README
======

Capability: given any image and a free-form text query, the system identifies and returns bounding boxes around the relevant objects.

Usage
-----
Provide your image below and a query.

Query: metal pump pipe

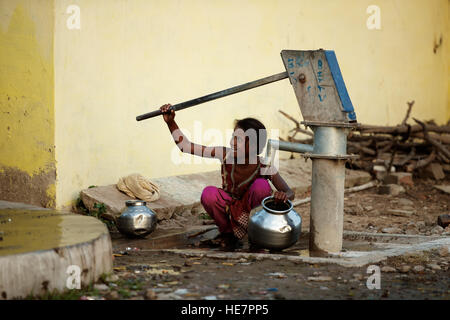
[308,126,349,255]
[265,126,352,256]
[265,139,313,161]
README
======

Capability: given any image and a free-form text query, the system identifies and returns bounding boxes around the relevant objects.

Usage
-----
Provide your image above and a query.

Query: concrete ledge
[148,231,450,268]
[0,200,51,211]
[111,225,218,251]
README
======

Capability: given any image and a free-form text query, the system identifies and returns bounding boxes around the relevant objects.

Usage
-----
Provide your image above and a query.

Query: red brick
[383,172,414,186]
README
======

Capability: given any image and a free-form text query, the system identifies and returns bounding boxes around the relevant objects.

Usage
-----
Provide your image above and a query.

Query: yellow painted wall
[448,0,450,121]
[52,0,448,208]
[0,0,55,207]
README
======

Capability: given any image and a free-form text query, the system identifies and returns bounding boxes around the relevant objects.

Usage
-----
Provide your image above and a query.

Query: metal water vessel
[248,196,302,250]
[116,200,157,238]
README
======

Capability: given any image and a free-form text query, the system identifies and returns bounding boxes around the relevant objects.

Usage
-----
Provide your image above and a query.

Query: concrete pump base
[0,201,113,299]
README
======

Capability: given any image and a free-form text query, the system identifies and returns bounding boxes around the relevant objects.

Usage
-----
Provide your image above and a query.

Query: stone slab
[383,172,414,186]
[434,185,450,195]
[420,163,446,180]
[80,158,371,221]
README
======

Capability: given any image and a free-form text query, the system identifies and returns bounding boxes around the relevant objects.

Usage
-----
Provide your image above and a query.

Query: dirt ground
[299,176,450,236]
[35,177,450,300]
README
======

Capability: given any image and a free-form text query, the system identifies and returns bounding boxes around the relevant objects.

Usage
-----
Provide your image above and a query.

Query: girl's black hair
[234,117,267,154]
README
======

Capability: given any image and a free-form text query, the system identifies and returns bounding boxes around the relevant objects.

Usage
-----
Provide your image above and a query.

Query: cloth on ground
[116,173,160,202]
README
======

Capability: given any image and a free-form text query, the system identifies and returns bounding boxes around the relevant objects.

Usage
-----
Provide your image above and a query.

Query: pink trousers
[200,178,272,234]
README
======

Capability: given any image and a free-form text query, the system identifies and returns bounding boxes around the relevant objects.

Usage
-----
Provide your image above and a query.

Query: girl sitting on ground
[160,104,294,250]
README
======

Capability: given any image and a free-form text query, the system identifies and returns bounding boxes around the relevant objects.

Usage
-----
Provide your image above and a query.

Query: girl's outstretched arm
[160,104,225,159]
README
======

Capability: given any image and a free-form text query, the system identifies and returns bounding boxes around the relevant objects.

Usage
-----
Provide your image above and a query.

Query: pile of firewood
[279,102,450,178]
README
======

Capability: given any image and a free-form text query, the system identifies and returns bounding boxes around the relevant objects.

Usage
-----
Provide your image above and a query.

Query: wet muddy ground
[36,247,448,300]
[106,248,449,300]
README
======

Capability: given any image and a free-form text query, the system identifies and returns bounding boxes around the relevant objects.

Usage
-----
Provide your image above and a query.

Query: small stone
[153,288,172,293]
[266,272,287,279]
[397,198,414,207]
[420,163,445,180]
[437,214,450,228]
[417,221,426,228]
[378,184,405,196]
[352,273,363,280]
[412,266,425,273]
[174,288,189,295]
[93,283,110,291]
[105,291,120,300]
[145,289,158,300]
[431,225,444,235]
[406,222,416,228]
[381,266,396,273]
[427,264,441,271]
[387,209,414,217]
[434,185,450,195]
[373,165,388,181]
[425,217,435,226]
[384,172,414,186]
[105,274,119,283]
[79,296,105,300]
[274,293,286,299]
[438,246,449,257]
[381,227,403,234]
[307,276,333,282]
[398,265,411,273]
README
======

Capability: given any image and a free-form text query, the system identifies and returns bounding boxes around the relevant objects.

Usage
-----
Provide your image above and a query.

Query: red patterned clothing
[200,150,274,239]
